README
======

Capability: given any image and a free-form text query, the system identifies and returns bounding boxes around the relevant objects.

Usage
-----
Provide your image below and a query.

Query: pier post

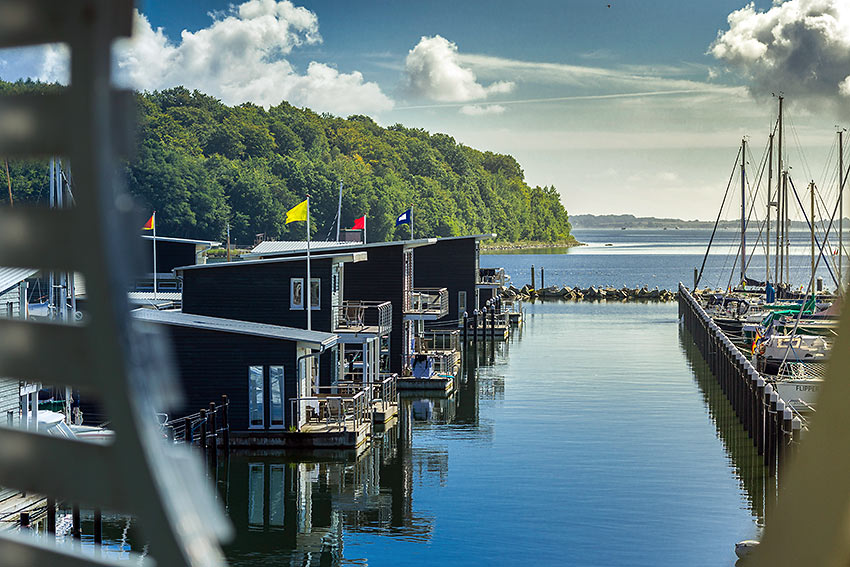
[791,418,802,460]
[472,309,479,345]
[20,512,29,530]
[767,391,778,475]
[781,406,793,468]
[47,498,56,535]
[693,268,698,289]
[756,378,765,455]
[94,508,103,547]
[774,400,785,475]
[531,265,535,289]
[222,394,230,452]
[490,305,496,339]
[541,267,545,290]
[209,402,218,469]
[72,504,81,539]
[184,416,193,444]
[462,312,469,346]
[200,409,208,463]
[483,302,489,340]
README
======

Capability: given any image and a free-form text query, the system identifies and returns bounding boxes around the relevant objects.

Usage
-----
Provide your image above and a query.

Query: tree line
[1,79,572,244]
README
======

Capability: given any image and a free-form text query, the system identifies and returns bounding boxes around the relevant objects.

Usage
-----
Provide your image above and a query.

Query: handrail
[289,390,370,432]
[334,300,392,334]
[478,267,506,286]
[407,287,449,316]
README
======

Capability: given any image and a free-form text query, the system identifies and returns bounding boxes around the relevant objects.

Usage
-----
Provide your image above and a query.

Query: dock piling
[94,508,103,546]
[209,402,218,469]
[72,504,81,539]
[46,498,56,535]
[200,409,208,463]
[221,394,230,452]
[531,265,535,289]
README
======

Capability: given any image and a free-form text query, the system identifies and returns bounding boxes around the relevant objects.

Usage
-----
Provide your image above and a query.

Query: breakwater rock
[502,284,677,302]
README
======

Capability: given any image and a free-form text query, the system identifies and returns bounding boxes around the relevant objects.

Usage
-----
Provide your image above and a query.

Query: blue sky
[3,0,848,220]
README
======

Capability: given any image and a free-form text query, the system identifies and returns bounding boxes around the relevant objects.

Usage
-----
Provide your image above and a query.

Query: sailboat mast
[741,138,747,285]
[776,96,784,286]
[811,181,816,298]
[767,133,773,283]
[838,130,844,293]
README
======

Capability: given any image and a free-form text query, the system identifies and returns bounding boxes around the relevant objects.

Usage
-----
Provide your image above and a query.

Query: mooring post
[541,267,545,290]
[20,512,29,530]
[531,265,535,289]
[756,379,766,455]
[791,417,802,460]
[72,504,81,540]
[472,309,479,345]
[200,409,208,462]
[47,497,56,535]
[209,402,218,469]
[94,508,103,547]
[184,416,193,444]
[767,391,778,475]
[693,268,698,290]
[781,406,793,468]
[775,400,786,472]
[222,394,230,452]
[490,305,496,339]
[462,312,469,346]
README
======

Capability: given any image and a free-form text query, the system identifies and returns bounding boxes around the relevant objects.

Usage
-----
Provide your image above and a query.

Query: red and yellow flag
[142,213,155,230]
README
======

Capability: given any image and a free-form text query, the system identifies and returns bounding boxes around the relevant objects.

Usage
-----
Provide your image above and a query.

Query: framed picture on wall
[290,278,304,310]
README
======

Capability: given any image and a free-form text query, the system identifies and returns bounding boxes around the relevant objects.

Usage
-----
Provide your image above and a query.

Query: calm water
[215,301,769,567]
[488,228,841,291]
[67,231,782,565]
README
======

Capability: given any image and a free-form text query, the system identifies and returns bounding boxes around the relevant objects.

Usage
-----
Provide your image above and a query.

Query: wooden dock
[397,375,454,394]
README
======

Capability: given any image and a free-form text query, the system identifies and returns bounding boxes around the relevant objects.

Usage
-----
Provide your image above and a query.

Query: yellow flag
[285,198,308,224]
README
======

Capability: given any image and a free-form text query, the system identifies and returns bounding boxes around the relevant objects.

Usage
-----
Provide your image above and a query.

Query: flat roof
[251,240,356,256]
[132,309,338,349]
[173,251,367,273]
[244,238,436,259]
[141,235,221,247]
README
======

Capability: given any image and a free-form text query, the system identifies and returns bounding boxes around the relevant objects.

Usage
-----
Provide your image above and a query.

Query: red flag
[352,216,365,230]
[142,213,155,230]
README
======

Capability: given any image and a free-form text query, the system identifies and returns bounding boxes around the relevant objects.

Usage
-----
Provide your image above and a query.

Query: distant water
[484,228,841,291]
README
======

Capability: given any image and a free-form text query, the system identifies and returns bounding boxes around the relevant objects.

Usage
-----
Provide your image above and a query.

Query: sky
[2,0,850,220]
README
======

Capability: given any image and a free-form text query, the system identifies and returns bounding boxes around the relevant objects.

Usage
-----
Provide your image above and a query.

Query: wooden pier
[678,283,803,480]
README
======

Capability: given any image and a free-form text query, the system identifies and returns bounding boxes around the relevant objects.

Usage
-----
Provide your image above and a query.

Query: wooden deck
[230,419,371,450]
[397,375,454,393]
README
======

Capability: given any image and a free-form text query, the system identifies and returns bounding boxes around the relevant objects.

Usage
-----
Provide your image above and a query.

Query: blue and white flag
[396,208,411,226]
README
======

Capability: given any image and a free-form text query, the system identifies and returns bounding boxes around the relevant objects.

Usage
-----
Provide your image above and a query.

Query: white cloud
[710,0,850,113]
[460,104,506,116]
[23,1,393,115]
[403,35,514,102]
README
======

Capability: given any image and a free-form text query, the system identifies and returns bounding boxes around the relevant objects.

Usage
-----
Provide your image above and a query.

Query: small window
[290,278,304,310]
[309,278,320,310]
[248,366,264,429]
[458,291,467,316]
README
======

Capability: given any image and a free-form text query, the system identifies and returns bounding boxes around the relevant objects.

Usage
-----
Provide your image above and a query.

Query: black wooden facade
[141,236,218,274]
[413,236,480,324]
[164,325,299,431]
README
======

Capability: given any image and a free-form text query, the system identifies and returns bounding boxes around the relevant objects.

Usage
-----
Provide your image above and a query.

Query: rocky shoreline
[482,239,585,252]
[502,284,677,302]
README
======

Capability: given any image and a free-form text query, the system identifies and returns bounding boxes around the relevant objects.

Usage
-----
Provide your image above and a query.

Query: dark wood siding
[166,325,301,431]
[414,238,477,324]
[181,259,335,333]
[143,240,200,273]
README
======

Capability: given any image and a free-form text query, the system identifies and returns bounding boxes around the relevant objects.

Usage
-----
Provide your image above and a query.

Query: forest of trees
[1,80,572,244]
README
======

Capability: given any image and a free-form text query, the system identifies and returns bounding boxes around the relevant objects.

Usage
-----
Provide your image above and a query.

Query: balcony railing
[406,288,449,318]
[290,390,370,432]
[477,267,506,287]
[416,329,460,352]
[406,351,458,377]
[334,300,392,335]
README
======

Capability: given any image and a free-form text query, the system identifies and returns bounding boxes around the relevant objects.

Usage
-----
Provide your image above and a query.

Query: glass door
[248,365,264,429]
[269,366,284,429]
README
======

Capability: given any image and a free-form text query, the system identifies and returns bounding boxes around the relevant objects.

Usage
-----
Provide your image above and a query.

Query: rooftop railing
[334,300,392,335]
[406,288,449,318]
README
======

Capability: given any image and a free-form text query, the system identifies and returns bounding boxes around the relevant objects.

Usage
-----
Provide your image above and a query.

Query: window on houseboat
[269,366,284,428]
[310,278,320,310]
[248,365,264,429]
[290,278,304,310]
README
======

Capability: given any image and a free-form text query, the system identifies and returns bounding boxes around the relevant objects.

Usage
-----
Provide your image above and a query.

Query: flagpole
[335,181,343,242]
[306,196,312,331]
[363,216,367,244]
[152,211,157,300]
[410,206,413,240]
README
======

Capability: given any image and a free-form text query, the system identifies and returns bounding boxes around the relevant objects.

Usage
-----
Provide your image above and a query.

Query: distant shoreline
[481,238,585,252]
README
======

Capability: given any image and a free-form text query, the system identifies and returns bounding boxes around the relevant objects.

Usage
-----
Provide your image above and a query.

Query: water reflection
[222,336,511,566]
[679,325,772,529]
